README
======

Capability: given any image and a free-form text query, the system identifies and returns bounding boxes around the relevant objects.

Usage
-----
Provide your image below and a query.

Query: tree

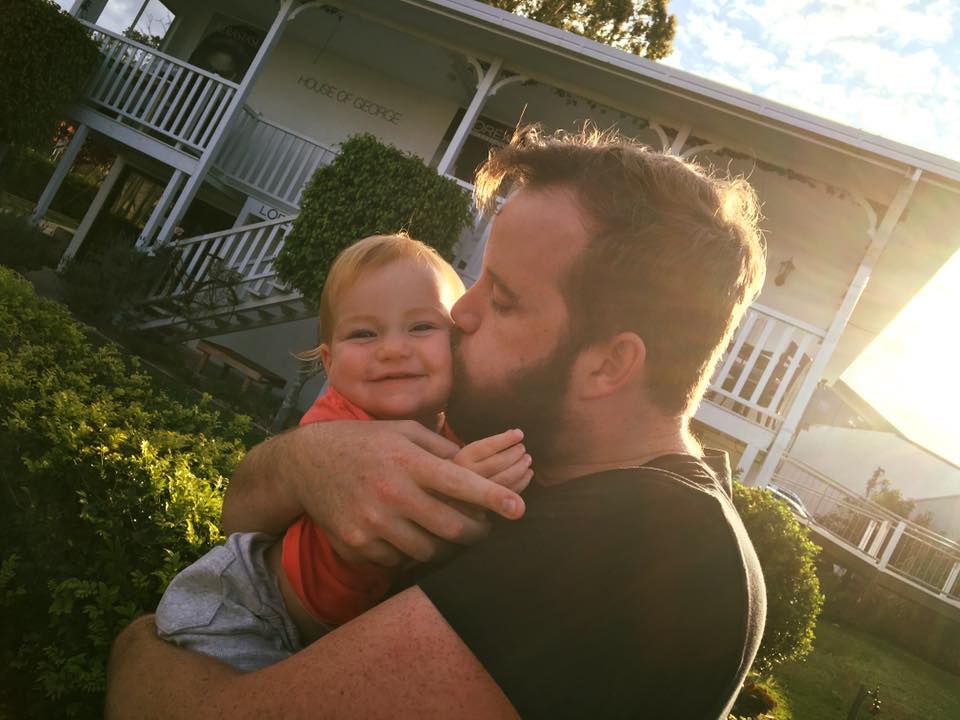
[481,0,677,59]
[0,1,101,156]
[865,467,932,527]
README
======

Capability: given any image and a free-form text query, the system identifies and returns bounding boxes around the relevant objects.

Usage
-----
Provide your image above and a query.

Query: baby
[155,234,531,671]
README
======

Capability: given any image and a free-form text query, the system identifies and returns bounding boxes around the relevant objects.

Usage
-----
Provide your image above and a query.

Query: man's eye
[346,329,376,340]
[490,297,514,314]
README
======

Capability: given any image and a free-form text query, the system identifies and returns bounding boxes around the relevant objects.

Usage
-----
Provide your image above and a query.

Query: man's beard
[446,329,580,463]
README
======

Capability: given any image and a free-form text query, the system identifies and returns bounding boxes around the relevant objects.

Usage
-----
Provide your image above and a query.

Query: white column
[753,167,923,487]
[857,520,878,551]
[57,155,126,271]
[866,520,889,557]
[436,58,504,177]
[29,124,89,226]
[877,520,907,570]
[136,170,185,249]
[150,0,297,247]
[736,443,761,481]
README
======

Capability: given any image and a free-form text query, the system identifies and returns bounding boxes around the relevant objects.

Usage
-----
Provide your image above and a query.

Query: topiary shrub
[0,0,101,150]
[0,266,252,719]
[733,482,824,676]
[275,133,473,304]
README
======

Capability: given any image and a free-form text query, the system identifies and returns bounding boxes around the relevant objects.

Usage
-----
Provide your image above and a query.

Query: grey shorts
[155,531,306,672]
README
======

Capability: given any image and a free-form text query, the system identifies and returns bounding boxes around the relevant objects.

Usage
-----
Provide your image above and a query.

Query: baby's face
[321,260,456,425]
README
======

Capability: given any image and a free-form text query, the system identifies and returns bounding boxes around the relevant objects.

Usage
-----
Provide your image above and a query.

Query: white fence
[214,108,338,209]
[81,22,238,154]
[706,305,825,428]
[774,458,960,601]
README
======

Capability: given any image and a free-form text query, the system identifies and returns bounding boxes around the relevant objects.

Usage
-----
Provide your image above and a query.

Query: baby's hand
[453,428,532,493]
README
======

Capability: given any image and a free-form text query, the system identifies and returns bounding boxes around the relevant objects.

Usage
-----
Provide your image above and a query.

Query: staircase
[135,216,313,341]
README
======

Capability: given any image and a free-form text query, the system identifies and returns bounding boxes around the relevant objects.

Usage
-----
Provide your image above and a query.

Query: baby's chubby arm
[452,429,533,496]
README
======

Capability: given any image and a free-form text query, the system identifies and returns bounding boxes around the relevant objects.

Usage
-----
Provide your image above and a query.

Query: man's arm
[106,588,519,720]
[223,420,528,565]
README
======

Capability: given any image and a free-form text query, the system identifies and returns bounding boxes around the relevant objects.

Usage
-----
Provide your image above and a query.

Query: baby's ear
[318,343,333,373]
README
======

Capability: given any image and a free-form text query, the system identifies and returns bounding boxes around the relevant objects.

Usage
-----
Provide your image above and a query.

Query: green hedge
[0,267,252,719]
[275,133,473,303]
[733,482,824,676]
[0,0,101,149]
[0,146,99,220]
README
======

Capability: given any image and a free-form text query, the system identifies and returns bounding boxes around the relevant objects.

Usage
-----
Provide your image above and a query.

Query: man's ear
[574,332,646,399]
[318,343,333,374]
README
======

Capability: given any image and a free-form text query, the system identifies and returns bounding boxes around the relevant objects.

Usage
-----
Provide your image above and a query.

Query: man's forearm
[222,426,313,536]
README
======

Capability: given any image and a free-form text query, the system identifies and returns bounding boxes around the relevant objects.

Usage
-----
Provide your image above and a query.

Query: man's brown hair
[474,126,766,417]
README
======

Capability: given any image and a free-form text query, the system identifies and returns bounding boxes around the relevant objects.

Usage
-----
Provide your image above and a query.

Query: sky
[60,1,959,464]
[661,0,960,466]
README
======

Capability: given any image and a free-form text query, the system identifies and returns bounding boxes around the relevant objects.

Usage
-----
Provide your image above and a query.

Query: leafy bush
[275,133,473,303]
[0,266,252,718]
[0,146,99,219]
[733,482,824,676]
[0,211,58,271]
[0,0,101,149]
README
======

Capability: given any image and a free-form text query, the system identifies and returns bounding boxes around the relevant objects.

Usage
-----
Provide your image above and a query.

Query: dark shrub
[0,146,99,219]
[0,0,100,149]
[0,267,251,718]
[0,211,58,271]
[275,133,473,304]
[733,482,824,675]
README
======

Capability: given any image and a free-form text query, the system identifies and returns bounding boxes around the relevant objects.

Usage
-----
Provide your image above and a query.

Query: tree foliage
[865,467,932,527]
[481,0,676,59]
[733,483,824,676]
[0,0,101,150]
[0,267,252,718]
[275,133,473,305]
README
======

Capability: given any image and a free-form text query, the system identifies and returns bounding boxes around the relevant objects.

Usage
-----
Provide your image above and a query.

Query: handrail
[750,301,826,338]
[169,216,294,248]
[80,19,240,88]
[239,107,334,152]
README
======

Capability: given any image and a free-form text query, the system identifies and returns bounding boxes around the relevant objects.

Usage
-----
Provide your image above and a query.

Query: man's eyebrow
[487,270,519,303]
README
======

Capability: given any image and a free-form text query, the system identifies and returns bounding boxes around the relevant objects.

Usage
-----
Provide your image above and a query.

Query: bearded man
[107,128,767,719]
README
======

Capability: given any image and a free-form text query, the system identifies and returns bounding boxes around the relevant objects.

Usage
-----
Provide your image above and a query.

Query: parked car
[767,484,812,522]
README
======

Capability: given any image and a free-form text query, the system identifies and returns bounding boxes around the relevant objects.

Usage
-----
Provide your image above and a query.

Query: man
[106,128,767,719]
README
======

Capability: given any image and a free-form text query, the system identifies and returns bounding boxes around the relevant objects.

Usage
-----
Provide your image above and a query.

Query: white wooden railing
[81,21,238,153]
[774,458,960,602]
[149,216,294,306]
[706,304,826,428]
[214,108,338,209]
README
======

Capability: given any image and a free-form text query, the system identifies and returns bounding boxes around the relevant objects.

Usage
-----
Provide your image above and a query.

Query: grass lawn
[767,620,960,719]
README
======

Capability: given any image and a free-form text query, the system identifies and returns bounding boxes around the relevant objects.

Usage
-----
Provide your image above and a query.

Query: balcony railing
[705,304,826,428]
[214,108,338,209]
[774,458,960,602]
[81,21,238,154]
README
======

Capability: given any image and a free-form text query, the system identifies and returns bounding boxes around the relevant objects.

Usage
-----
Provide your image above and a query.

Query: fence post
[857,520,877,551]
[866,520,889,558]
[941,561,960,597]
[877,520,907,571]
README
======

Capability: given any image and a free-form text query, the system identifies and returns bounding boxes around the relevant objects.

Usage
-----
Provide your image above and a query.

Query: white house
[34,0,960,489]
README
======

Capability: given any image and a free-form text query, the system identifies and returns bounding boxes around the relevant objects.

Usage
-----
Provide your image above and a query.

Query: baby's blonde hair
[301,233,465,363]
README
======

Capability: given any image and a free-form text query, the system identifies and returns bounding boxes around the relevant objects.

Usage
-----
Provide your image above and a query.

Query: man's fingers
[380,517,458,563]
[422,459,526,520]
[328,532,406,568]
[396,420,460,459]
[407,492,493,547]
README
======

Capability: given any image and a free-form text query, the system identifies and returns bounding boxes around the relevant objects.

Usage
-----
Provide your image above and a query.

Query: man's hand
[223,420,529,568]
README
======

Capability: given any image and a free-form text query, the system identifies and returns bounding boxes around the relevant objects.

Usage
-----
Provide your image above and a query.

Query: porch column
[753,167,923,487]
[877,520,907,571]
[736,443,761,480]
[941,561,960,597]
[149,0,297,248]
[436,58,504,177]
[29,124,89,226]
[57,155,126,271]
[135,169,185,250]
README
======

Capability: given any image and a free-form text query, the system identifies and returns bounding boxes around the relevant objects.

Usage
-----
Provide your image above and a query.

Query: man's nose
[451,289,480,334]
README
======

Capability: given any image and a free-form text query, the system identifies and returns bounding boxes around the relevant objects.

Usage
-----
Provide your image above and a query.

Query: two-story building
[36,0,960,489]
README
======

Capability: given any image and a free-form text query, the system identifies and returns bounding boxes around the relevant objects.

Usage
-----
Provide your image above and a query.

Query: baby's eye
[346,329,376,340]
[410,322,438,333]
